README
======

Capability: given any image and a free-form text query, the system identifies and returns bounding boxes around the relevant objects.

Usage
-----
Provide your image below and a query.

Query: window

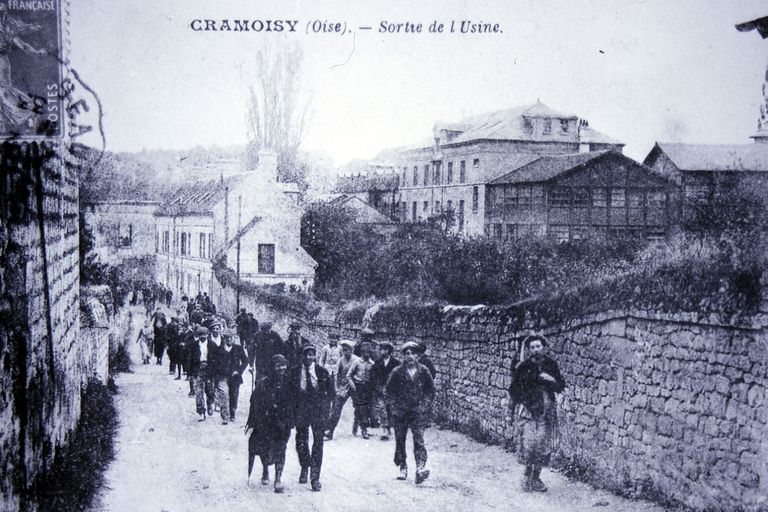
[199,233,206,258]
[550,225,569,242]
[423,165,429,186]
[573,188,589,207]
[518,186,531,207]
[472,186,479,213]
[592,188,607,207]
[412,201,417,221]
[506,224,517,240]
[493,224,503,239]
[460,161,466,183]
[174,232,178,254]
[543,118,552,134]
[180,232,187,255]
[423,201,429,212]
[162,231,169,253]
[155,231,159,252]
[447,200,453,211]
[532,186,545,207]
[435,201,441,212]
[648,190,666,207]
[447,162,453,183]
[560,119,569,133]
[551,188,570,207]
[257,244,275,274]
[187,232,192,255]
[473,158,480,168]
[610,188,626,208]
[433,162,441,184]
[458,200,465,231]
[628,189,644,208]
[208,233,213,258]
[413,166,418,186]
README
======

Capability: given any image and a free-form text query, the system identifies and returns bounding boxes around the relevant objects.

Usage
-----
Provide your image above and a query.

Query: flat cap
[401,341,421,353]
[340,339,355,348]
[194,326,209,336]
[301,344,317,355]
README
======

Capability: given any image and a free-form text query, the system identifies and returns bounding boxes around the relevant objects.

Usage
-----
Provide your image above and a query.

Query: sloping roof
[489,151,611,184]
[156,173,249,216]
[401,102,622,150]
[651,143,768,172]
[335,173,398,193]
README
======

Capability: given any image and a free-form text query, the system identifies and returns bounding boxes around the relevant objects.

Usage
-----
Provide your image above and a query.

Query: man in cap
[286,321,306,368]
[291,344,335,491]
[318,333,342,384]
[371,341,400,441]
[347,341,376,439]
[220,329,249,423]
[508,335,565,492]
[386,340,435,484]
[187,326,212,421]
[206,318,225,417]
[166,316,182,375]
[354,327,375,357]
[324,340,359,440]
[246,354,294,493]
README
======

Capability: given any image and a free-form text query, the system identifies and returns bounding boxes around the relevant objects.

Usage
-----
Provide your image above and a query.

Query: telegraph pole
[236,195,242,312]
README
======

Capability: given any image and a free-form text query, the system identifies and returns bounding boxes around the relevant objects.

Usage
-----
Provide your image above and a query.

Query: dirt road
[93,307,665,512]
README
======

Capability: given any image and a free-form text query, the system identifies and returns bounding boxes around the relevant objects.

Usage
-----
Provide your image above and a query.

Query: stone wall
[0,143,87,511]
[213,268,768,511]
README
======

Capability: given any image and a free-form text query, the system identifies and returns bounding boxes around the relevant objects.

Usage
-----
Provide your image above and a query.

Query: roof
[335,173,398,193]
[403,102,622,151]
[649,143,768,172]
[736,15,768,38]
[156,173,249,216]
[489,151,612,184]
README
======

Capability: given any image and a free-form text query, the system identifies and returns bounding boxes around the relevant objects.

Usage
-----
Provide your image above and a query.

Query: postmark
[0,0,63,139]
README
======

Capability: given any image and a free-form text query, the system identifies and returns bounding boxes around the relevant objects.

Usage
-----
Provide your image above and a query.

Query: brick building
[394,101,625,235]
[155,151,316,298]
[485,151,678,242]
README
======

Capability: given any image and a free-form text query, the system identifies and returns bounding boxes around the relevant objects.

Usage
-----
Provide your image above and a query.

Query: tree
[245,43,310,187]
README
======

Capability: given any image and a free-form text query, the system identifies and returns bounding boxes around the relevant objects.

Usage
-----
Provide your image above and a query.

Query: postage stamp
[0,0,63,139]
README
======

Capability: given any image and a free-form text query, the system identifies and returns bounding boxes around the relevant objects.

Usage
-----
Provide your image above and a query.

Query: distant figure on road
[246,354,294,493]
[136,319,153,365]
[508,334,565,493]
[324,340,359,440]
[318,333,342,384]
[371,341,400,441]
[220,329,248,422]
[151,308,167,365]
[286,322,306,368]
[386,341,435,484]
[347,341,376,439]
[291,344,335,492]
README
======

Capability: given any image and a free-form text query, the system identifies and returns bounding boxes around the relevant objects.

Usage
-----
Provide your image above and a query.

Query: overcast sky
[69,0,768,165]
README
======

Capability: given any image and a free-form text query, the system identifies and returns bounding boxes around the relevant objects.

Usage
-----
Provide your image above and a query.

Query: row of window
[489,223,666,242]
[400,158,480,187]
[489,186,669,209]
[157,229,213,259]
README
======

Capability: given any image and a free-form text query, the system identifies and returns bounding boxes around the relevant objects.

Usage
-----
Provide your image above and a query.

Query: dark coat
[419,354,437,379]
[253,330,288,377]
[290,363,335,428]
[371,355,401,393]
[246,373,295,463]
[508,355,565,419]
[385,363,435,418]
[187,340,218,377]
[219,344,249,384]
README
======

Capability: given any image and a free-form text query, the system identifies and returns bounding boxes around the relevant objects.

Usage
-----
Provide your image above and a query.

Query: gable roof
[649,143,768,172]
[156,173,249,216]
[489,151,611,184]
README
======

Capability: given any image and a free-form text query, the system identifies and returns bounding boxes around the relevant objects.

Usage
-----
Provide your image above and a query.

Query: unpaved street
[93,307,665,512]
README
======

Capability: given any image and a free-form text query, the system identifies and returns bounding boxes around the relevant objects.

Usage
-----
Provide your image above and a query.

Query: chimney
[256,149,278,182]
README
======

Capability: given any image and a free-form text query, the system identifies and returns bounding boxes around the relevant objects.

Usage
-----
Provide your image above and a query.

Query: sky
[68,0,768,165]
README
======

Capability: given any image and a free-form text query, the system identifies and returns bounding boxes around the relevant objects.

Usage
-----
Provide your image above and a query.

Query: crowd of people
[133,288,567,495]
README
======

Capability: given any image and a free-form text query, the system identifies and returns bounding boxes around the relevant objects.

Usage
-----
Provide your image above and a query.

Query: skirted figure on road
[508,334,566,493]
[385,341,435,485]
[291,344,335,492]
[246,354,294,494]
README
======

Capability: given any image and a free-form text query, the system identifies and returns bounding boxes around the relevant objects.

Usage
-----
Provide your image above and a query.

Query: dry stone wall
[215,271,768,511]
[0,143,95,511]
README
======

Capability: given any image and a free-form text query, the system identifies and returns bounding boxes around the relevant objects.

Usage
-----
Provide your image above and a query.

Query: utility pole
[236,195,242,312]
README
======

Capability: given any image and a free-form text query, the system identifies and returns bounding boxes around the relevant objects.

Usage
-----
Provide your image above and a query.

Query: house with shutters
[154,150,316,299]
